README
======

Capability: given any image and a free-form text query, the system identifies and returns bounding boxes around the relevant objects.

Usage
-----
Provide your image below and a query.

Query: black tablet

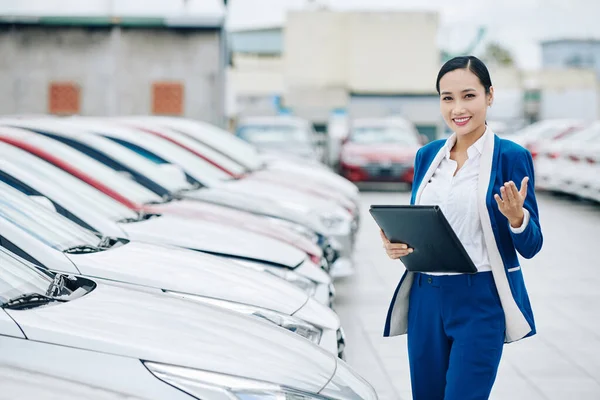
[369,205,477,274]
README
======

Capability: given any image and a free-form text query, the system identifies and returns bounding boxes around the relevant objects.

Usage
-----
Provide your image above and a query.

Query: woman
[380,55,543,400]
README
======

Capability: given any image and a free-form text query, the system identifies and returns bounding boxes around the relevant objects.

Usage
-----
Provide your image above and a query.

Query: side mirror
[28,195,57,212]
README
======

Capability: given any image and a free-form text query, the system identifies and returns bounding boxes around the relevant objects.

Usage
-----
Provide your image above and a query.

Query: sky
[227,0,600,69]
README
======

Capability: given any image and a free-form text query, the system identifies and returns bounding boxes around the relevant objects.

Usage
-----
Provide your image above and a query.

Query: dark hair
[435,56,492,94]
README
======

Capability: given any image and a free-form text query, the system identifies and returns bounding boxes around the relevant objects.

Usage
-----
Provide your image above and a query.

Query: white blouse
[419,129,528,275]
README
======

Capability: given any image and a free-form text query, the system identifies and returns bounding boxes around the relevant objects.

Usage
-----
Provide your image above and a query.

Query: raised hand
[494,176,529,228]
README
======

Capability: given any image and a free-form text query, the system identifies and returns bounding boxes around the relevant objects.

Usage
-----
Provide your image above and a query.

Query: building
[229,10,443,141]
[542,39,600,77]
[0,0,228,126]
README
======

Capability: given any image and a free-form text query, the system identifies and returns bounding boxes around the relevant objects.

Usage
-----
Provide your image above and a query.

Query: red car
[339,118,424,184]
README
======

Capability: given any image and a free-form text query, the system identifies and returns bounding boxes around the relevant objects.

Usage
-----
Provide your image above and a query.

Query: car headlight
[229,259,318,296]
[164,291,322,344]
[144,362,335,400]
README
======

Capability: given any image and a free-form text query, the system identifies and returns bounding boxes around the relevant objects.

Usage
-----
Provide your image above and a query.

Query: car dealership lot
[336,190,600,400]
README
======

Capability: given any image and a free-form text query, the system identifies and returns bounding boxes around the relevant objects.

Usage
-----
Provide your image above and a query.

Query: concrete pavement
[334,191,600,400]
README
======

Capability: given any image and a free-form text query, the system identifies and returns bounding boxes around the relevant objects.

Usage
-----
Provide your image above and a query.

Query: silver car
[0,248,378,399]
[0,145,334,306]
[0,181,344,357]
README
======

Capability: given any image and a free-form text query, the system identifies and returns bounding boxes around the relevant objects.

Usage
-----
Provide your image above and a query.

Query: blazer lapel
[477,129,533,342]
[415,144,447,205]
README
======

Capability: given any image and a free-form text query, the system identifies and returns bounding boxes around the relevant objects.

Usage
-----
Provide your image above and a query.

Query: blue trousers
[407,272,505,400]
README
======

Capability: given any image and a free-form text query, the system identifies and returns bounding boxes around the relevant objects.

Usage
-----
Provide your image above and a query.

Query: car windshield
[156,129,247,176]
[1,148,139,223]
[0,249,54,305]
[79,133,194,193]
[167,120,264,170]
[104,134,229,185]
[0,182,102,252]
[237,125,312,146]
[24,134,163,205]
[349,126,420,145]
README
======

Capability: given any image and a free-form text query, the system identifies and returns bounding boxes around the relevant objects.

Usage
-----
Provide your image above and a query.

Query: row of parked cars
[0,115,379,399]
[504,119,600,203]
[235,115,424,186]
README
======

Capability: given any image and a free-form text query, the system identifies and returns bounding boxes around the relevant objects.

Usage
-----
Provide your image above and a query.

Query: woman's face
[439,68,493,138]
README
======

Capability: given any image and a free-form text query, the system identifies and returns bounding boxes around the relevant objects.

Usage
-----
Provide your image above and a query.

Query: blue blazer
[383,129,543,343]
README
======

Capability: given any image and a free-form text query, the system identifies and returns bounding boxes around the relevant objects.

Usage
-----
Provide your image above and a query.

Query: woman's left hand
[494,177,529,228]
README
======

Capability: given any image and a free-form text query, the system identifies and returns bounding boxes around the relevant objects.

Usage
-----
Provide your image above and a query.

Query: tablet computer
[369,205,477,274]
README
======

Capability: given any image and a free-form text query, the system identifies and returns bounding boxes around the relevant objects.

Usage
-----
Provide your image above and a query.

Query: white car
[116,115,360,206]
[0,364,148,400]
[507,119,585,159]
[0,248,378,399]
[0,181,344,357]
[535,123,600,195]
[0,124,328,268]
[0,119,356,275]
[0,146,334,306]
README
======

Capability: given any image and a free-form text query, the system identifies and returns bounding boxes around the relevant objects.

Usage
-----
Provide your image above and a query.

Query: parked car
[0,124,328,268]
[0,180,344,357]
[339,117,423,184]
[0,364,149,400]
[506,119,585,160]
[0,143,335,307]
[0,248,377,399]
[535,122,600,199]
[1,119,357,270]
[114,116,360,208]
[235,116,321,161]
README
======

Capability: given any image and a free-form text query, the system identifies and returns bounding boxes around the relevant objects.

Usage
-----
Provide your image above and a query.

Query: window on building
[48,82,80,115]
[152,82,184,115]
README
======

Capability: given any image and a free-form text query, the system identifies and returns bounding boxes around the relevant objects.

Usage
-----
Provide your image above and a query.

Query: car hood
[182,188,324,233]
[243,171,356,213]
[8,282,337,393]
[66,241,308,315]
[117,215,306,268]
[213,179,341,215]
[342,143,419,162]
[146,200,322,258]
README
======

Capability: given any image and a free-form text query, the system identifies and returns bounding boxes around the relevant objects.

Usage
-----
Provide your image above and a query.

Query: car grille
[364,162,408,177]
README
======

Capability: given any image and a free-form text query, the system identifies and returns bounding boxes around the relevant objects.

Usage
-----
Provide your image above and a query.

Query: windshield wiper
[46,273,66,297]
[117,212,160,224]
[2,292,64,310]
[63,244,102,254]
[144,193,175,205]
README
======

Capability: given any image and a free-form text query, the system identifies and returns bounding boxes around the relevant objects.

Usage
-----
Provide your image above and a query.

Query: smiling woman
[380,55,543,400]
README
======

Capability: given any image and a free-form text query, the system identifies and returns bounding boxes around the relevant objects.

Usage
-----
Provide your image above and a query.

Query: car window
[167,121,264,170]
[237,125,312,145]
[0,182,102,252]
[0,249,53,305]
[349,126,420,145]
[21,135,163,205]
[1,152,139,223]
[104,136,227,186]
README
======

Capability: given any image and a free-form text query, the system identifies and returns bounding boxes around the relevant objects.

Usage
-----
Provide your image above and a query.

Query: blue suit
[383,130,543,399]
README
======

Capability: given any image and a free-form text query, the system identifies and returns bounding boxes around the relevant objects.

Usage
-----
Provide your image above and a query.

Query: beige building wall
[229,54,284,95]
[283,10,439,94]
[344,12,439,94]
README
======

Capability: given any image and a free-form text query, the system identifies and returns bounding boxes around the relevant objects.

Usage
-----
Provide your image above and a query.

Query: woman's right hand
[380,229,413,260]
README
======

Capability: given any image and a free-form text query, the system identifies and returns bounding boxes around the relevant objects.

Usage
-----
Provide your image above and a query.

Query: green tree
[482,42,515,66]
